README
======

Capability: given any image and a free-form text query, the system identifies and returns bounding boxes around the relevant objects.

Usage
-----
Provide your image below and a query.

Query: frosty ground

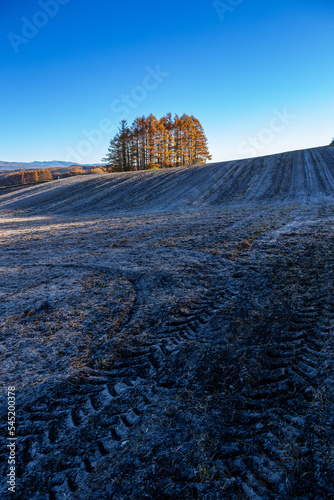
[0,147,334,499]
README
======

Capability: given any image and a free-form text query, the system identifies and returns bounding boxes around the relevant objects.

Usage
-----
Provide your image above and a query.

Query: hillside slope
[0,146,333,215]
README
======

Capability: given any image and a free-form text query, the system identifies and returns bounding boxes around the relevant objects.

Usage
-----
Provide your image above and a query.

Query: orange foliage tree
[102,113,211,171]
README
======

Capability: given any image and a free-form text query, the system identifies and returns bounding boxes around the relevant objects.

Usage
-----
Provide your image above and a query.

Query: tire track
[1,260,238,498]
[213,227,334,499]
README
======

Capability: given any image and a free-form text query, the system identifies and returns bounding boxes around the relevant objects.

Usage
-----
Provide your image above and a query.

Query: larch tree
[103,113,211,171]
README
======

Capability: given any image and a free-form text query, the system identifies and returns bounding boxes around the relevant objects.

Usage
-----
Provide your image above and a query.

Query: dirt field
[1,147,334,499]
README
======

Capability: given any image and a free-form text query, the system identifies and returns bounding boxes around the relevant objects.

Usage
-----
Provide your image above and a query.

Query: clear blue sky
[1,0,333,164]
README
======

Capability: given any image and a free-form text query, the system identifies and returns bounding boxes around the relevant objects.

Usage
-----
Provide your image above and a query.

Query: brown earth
[0,147,334,499]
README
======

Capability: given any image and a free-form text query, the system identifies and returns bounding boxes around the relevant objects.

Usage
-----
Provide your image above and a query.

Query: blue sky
[1,0,333,163]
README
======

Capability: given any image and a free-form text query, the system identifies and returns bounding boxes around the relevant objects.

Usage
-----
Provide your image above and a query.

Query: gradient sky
[1,0,334,164]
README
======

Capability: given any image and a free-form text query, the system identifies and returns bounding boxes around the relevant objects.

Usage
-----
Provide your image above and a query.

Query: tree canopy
[102,113,212,171]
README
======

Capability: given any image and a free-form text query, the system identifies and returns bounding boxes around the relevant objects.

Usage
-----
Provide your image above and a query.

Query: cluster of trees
[102,113,211,171]
[330,139,334,147]
[0,166,110,189]
[0,169,53,187]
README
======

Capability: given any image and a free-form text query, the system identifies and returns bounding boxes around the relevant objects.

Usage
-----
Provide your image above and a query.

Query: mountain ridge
[0,160,104,171]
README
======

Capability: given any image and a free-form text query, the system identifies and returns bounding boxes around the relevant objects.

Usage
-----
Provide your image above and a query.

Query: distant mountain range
[0,161,104,171]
